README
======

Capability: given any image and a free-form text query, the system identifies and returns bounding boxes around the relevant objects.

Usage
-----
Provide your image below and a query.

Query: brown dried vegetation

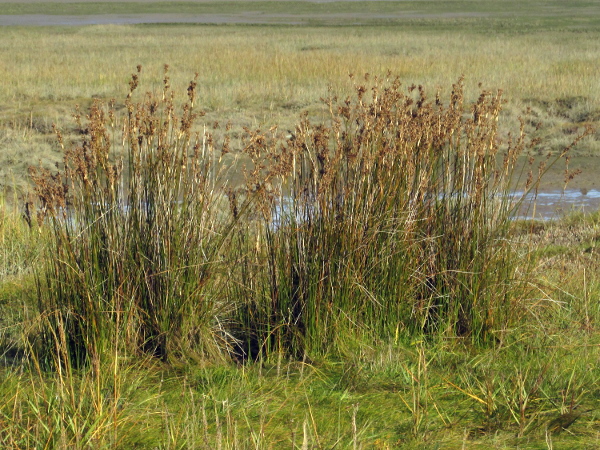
[27,70,590,366]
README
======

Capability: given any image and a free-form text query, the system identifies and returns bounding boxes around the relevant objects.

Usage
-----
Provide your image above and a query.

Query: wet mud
[0,11,486,26]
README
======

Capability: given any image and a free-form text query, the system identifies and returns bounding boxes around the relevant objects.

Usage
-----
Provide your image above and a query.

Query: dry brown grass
[1,25,599,192]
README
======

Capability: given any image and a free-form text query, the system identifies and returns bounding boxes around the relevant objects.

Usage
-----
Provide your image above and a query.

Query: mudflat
[1,0,421,3]
[0,11,487,26]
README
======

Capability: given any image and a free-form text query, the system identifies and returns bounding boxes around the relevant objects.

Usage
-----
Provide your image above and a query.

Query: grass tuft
[27,66,246,368]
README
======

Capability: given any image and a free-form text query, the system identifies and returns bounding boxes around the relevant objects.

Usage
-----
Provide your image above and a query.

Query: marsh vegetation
[0,2,599,448]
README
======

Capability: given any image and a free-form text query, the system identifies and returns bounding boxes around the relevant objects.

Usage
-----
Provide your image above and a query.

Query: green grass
[1,333,598,447]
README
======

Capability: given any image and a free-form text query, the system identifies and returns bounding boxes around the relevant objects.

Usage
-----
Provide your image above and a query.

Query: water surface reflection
[516,189,600,220]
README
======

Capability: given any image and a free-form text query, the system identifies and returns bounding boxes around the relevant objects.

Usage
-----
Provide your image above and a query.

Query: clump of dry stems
[28,65,241,367]
[232,74,555,358]
[28,69,586,366]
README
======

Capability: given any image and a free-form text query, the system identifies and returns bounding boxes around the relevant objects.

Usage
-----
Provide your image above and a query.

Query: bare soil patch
[0,11,486,26]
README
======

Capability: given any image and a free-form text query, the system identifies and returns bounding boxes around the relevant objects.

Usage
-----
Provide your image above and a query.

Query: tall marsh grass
[27,66,243,367]
[232,75,541,359]
[27,70,586,366]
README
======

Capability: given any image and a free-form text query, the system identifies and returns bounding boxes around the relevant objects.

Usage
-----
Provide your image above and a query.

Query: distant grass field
[1,0,600,30]
[1,19,599,193]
